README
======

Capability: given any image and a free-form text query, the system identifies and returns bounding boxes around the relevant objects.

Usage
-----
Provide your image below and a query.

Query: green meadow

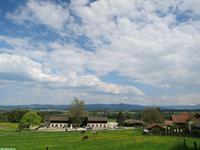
[0,123,199,150]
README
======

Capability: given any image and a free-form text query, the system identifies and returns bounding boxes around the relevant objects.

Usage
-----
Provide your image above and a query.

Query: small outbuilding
[147,123,165,134]
[162,120,173,127]
[124,119,144,128]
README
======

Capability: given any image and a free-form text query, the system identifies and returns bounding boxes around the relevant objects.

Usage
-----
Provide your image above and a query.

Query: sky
[0,0,200,105]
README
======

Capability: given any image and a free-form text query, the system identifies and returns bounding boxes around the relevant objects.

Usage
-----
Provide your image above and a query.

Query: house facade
[48,116,70,128]
[46,116,108,130]
[87,117,108,129]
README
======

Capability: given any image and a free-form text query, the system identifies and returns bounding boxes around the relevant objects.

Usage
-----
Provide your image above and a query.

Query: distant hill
[0,103,200,111]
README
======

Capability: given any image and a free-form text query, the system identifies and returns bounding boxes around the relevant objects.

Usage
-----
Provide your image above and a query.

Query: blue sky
[0,0,200,105]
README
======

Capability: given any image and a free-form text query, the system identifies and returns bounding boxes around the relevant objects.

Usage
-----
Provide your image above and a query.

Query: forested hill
[0,103,200,111]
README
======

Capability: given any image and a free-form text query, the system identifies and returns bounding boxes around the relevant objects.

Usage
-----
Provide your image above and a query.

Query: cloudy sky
[0,0,200,105]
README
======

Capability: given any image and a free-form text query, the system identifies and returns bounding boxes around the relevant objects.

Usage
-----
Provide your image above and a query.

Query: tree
[69,98,87,127]
[69,98,87,117]
[142,108,164,124]
[0,113,8,122]
[6,110,28,123]
[19,111,41,130]
[116,111,125,126]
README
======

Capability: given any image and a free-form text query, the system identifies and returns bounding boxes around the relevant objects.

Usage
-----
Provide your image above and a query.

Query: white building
[48,116,70,128]
[87,117,108,130]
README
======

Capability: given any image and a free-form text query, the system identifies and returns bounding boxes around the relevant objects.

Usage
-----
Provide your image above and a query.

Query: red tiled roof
[172,115,190,123]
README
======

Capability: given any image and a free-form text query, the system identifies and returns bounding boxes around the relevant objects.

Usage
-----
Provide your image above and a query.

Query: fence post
[194,142,197,150]
[46,146,48,150]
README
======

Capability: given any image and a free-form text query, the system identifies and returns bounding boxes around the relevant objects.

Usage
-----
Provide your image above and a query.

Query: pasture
[0,123,199,150]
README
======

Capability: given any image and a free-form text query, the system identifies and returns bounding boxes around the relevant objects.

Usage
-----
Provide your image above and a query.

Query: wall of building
[49,123,68,128]
[87,123,107,129]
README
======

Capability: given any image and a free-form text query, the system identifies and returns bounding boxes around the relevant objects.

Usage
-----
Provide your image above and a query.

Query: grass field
[0,122,18,130]
[0,123,200,150]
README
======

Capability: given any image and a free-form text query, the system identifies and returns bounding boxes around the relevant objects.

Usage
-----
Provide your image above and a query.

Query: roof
[180,112,192,115]
[162,120,173,126]
[124,119,144,124]
[87,117,107,122]
[147,123,165,130]
[48,116,69,121]
[192,119,200,128]
[192,113,200,119]
[172,115,190,123]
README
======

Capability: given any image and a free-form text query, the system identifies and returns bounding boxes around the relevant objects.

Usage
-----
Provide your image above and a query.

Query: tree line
[0,98,165,130]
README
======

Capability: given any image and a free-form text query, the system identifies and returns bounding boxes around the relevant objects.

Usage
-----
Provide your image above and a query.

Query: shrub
[19,111,41,130]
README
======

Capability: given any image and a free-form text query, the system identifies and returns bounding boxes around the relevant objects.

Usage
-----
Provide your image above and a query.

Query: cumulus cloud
[0,52,143,95]
[70,0,200,88]
[0,53,65,82]
[1,0,200,104]
[76,75,144,95]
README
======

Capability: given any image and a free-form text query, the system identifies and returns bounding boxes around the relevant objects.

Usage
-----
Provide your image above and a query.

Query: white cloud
[7,0,69,30]
[0,52,144,95]
[2,0,200,104]
[76,75,144,95]
[70,0,200,88]
[0,53,65,82]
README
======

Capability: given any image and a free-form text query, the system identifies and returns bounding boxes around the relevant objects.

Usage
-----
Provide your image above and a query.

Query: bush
[19,111,41,130]
[18,121,30,130]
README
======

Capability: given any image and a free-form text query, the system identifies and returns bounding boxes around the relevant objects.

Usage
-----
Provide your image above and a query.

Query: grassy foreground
[0,123,200,150]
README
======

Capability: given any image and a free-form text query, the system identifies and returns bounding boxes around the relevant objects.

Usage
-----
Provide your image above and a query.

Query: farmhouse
[48,116,70,128]
[171,114,190,128]
[87,117,108,129]
[46,116,108,130]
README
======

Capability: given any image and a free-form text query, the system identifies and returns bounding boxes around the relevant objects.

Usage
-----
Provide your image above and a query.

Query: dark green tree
[69,98,87,127]
[116,111,125,126]
[0,113,8,122]
[7,110,28,123]
[142,108,164,124]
